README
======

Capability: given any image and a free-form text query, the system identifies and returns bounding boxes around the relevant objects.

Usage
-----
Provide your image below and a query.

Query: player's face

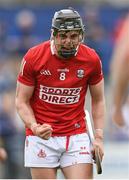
[54,30,82,54]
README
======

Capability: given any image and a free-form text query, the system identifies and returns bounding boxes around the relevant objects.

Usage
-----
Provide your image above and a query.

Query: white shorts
[24,133,93,168]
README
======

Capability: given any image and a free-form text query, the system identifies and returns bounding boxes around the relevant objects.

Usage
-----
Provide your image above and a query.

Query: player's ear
[79,31,85,42]
[79,34,83,42]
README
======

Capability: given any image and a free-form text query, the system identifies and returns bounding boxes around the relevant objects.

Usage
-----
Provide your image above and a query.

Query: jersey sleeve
[88,51,103,85]
[17,49,35,86]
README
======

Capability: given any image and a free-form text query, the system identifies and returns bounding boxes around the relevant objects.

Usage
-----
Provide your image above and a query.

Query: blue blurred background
[0,0,129,179]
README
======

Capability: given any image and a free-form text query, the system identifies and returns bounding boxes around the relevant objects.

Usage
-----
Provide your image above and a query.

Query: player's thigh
[30,167,57,179]
[62,163,93,179]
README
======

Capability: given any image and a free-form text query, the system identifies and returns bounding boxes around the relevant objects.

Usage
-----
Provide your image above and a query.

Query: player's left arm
[89,79,106,160]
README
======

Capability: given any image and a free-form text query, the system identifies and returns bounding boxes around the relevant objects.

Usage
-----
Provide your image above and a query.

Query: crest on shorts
[77,69,84,78]
[37,149,46,158]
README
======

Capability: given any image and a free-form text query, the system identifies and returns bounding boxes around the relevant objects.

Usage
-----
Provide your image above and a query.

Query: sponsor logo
[79,151,90,155]
[79,146,90,155]
[39,85,82,104]
[77,69,84,78]
[40,69,51,76]
[57,68,69,72]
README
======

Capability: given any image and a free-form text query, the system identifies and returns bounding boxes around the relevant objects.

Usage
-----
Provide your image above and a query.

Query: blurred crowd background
[0,0,129,179]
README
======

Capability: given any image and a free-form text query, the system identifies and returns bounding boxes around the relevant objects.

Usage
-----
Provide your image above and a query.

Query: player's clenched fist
[31,123,53,140]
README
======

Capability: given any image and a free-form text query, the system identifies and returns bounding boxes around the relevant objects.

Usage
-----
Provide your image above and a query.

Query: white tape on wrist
[95,129,103,132]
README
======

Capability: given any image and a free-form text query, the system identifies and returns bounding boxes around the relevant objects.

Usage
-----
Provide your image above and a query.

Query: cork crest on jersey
[77,69,85,78]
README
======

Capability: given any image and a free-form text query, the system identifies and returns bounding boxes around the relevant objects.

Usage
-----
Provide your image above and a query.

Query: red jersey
[18,40,103,136]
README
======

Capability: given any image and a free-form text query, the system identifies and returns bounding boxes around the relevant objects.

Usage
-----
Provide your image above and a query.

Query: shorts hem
[60,161,93,168]
[25,163,59,168]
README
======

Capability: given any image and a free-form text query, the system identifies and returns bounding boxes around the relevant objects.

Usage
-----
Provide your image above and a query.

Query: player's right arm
[15,82,53,139]
[16,82,36,130]
[15,47,53,139]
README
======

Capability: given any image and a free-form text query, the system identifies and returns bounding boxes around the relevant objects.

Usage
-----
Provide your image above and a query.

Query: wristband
[95,128,103,131]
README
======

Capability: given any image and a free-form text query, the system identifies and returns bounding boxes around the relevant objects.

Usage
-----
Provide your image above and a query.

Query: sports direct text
[39,85,82,104]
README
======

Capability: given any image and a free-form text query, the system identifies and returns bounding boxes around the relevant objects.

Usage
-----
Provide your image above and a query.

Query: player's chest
[36,58,88,86]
